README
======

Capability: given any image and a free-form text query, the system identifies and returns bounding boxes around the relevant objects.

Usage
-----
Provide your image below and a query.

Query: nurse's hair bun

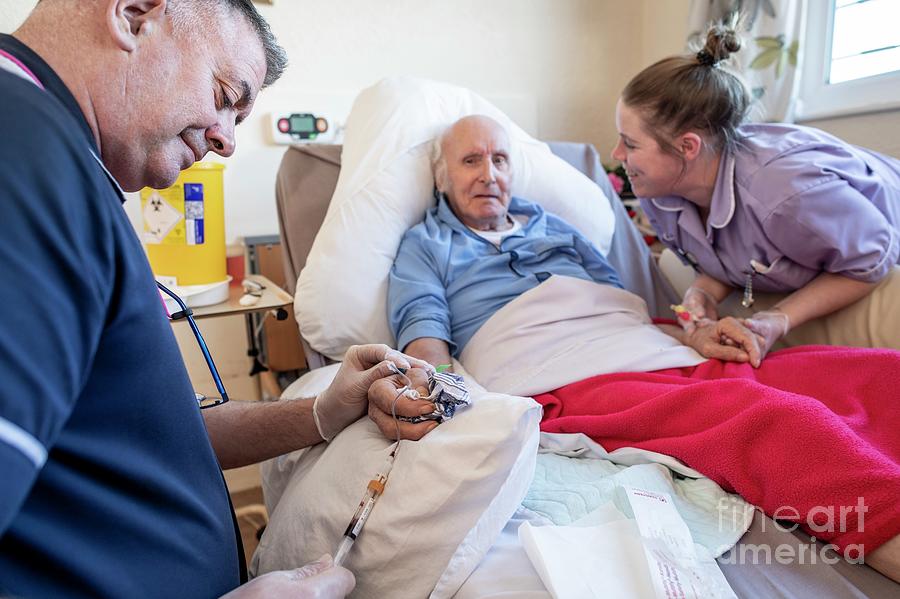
[621,14,751,154]
[698,19,743,67]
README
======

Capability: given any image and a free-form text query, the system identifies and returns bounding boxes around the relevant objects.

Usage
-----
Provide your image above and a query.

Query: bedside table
[189,274,292,320]
[168,274,294,399]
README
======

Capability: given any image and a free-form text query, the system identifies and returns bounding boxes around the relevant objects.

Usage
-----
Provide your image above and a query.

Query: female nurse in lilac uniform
[611,21,900,362]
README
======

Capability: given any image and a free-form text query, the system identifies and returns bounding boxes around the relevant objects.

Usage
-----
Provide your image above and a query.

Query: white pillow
[294,76,615,360]
[252,362,542,599]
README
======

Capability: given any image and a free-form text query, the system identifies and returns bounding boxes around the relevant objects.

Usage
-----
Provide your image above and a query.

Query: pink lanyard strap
[0,48,45,90]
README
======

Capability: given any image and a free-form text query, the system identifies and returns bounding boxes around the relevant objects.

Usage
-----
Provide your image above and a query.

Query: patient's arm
[404,337,453,370]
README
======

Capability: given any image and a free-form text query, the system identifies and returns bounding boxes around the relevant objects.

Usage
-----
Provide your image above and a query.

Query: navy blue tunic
[0,34,241,598]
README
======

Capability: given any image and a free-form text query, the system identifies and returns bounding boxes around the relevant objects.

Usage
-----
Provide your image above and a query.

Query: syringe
[333,450,396,568]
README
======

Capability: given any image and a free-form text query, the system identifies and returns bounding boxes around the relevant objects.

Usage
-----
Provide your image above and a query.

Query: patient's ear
[106,0,168,52]
[678,132,704,161]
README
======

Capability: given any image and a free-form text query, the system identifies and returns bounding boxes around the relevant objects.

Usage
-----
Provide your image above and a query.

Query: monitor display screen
[289,115,316,133]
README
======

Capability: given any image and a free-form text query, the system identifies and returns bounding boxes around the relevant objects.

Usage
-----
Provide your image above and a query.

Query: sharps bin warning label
[142,183,205,245]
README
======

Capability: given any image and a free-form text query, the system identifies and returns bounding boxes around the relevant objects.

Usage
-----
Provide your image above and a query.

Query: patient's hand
[367,367,437,440]
[313,344,432,441]
[684,317,763,366]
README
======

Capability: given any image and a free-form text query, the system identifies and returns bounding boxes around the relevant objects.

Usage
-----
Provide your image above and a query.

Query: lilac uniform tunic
[640,123,900,293]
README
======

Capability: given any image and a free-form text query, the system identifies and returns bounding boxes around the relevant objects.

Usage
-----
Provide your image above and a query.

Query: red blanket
[535,345,900,557]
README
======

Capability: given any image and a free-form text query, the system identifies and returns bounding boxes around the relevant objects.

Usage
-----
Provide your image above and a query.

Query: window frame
[797,0,900,121]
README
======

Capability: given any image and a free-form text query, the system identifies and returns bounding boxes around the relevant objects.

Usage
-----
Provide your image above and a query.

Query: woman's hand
[678,277,727,334]
[684,317,763,366]
[220,554,354,598]
[682,286,718,324]
[741,310,790,365]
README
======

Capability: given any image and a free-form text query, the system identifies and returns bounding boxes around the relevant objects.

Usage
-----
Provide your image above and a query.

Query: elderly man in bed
[385,114,900,582]
[389,115,763,369]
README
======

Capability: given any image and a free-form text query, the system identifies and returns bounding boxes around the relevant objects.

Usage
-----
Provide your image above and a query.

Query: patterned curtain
[687,0,807,122]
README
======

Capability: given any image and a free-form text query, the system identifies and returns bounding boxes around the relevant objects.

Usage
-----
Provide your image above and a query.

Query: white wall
[802,111,900,159]
[0,1,30,28]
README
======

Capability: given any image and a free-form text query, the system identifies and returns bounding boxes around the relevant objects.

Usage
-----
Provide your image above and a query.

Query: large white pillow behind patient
[294,76,615,360]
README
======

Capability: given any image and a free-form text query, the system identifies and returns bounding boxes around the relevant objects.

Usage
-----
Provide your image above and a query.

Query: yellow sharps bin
[140,162,227,286]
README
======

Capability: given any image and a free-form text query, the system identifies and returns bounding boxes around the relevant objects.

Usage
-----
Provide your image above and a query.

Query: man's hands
[367,368,438,441]
[313,344,434,441]
[220,554,354,598]
[684,317,764,367]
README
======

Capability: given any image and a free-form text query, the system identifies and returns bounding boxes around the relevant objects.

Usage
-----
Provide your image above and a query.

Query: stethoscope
[1,49,229,409]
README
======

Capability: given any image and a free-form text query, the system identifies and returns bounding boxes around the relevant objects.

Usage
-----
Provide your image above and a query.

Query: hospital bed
[262,141,898,599]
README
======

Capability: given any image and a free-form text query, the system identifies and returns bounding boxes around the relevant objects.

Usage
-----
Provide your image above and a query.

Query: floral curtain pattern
[687,0,807,122]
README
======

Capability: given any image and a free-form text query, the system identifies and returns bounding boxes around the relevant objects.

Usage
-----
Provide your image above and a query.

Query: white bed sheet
[460,275,704,397]
[453,508,550,599]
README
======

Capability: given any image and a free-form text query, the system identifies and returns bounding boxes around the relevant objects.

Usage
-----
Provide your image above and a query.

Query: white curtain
[687,0,807,122]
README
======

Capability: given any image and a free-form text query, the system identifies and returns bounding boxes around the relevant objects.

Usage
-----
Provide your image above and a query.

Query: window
[798,0,900,120]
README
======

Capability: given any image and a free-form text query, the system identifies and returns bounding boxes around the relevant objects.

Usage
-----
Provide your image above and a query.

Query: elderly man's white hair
[430,115,515,194]
[430,128,451,193]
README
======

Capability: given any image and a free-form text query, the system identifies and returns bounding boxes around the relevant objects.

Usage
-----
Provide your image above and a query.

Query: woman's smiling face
[611,99,686,199]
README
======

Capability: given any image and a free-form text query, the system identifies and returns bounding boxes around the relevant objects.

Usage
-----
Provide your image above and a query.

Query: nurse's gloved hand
[679,286,719,334]
[742,310,790,367]
[314,344,435,442]
[220,554,354,598]
[685,317,761,365]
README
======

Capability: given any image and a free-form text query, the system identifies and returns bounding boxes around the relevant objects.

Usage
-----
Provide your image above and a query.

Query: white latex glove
[678,286,719,334]
[313,344,435,441]
[220,554,353,599]
[742,310,791,367]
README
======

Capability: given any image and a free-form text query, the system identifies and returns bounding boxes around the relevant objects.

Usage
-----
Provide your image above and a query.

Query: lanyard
[0,49,44,89]
[0,49,127,201]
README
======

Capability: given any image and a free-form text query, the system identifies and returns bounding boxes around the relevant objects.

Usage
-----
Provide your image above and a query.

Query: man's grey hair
[170,0,287,87]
